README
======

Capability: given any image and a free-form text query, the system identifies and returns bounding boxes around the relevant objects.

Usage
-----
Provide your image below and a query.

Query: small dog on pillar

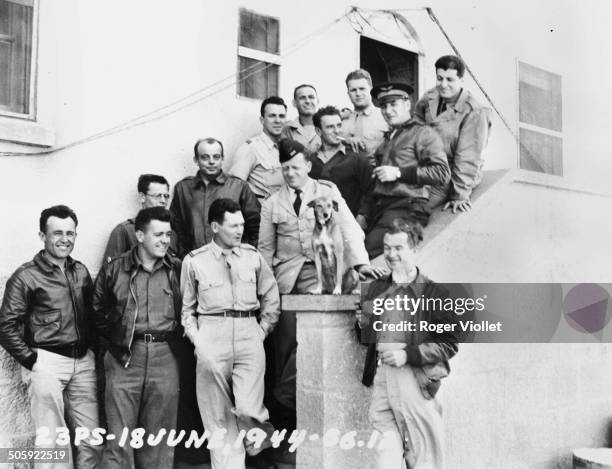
[308,196,348,295]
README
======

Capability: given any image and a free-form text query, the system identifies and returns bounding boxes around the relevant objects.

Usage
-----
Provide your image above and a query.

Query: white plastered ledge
[0,115,55,147]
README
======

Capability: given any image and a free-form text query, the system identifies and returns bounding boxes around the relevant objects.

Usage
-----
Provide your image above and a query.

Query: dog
[308,195,360,295]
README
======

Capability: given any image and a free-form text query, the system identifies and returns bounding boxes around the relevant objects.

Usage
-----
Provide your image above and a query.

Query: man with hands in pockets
[181,198,280,469]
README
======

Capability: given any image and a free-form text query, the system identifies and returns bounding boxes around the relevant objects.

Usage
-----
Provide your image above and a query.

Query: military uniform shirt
[180,241,280,339]
[228,133,284,198]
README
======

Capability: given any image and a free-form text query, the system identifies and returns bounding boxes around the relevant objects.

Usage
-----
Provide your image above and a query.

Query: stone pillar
[284,294,376,469]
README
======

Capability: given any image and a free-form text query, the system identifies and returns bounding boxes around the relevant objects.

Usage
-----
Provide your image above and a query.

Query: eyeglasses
[146,193,170,201]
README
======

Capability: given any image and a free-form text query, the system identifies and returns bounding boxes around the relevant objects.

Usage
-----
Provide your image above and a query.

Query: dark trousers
[102,341,179,469]
[365,197,432,258]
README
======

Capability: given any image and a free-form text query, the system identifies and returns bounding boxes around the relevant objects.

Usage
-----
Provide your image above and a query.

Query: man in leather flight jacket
[93,207,186,469]
[0,205,100,469]
[358,220,459,469]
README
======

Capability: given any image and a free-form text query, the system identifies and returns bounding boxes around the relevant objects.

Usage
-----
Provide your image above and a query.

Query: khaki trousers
[369,364,445,469]
[194,316,269,469]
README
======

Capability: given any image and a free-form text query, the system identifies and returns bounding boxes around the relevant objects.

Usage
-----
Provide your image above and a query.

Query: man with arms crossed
[181,198,280,469]
[94,207,183,469]
[227,96,287,199]
[0,205,99,469]
[359,220,458,468]
[413,55,491,213]
[280,84,322,155]
[359,82,450,259]
[341,68,389,164]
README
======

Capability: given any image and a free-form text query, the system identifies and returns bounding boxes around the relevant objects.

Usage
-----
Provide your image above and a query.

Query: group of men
[0,54,487,469]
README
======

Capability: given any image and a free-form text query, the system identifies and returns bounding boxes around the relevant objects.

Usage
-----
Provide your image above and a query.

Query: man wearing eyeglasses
[170,137,260,259]
[102,174,178,264]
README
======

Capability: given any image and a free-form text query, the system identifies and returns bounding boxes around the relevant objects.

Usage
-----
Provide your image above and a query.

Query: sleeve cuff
[22,351,38,370]
[400,166,418,184]
[404,345,422,366]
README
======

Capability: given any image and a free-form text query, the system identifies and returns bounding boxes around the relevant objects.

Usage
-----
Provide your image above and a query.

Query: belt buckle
[144,333,153,343]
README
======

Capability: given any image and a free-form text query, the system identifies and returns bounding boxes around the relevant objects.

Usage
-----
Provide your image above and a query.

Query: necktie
[293,189,302,215]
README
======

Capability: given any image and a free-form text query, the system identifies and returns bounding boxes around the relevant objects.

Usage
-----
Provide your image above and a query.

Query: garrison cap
[278,138,306,163]
[371,82,414,107]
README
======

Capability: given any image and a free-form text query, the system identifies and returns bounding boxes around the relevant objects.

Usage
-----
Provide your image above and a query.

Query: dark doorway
[360,36,419,102]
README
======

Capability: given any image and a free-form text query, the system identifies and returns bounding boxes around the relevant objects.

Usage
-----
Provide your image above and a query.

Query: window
[360,36,419,102]
[237,8,280,100]
[0,0,35,118]
[518,61,563,176]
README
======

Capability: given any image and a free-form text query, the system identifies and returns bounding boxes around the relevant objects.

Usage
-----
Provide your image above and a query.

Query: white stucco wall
[0,0,611,464]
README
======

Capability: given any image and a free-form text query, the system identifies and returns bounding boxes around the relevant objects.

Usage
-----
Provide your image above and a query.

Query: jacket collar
[122,245,173,272]
[34,250,76,274]
[428,88,468,120]
[385,118,419,138]
[192,170,228,189]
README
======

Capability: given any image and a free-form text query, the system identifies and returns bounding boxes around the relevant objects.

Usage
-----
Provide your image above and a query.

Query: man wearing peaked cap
[370,81,415,107]
[357,81,451,259]
[259,137,386,463]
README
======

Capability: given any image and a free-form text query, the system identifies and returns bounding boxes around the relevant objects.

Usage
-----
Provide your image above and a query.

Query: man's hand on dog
[373,165,401,183]
[356,214,368,230]
[356,264,388,280]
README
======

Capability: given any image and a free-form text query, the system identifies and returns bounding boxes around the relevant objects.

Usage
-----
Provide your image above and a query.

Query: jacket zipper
[125,270,139,368]
[64,267,81,349]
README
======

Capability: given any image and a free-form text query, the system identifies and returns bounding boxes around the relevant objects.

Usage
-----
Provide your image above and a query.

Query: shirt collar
[442,89,467,112]
[259,132,278,150]
[356,104,375,117]
[288,178,314,197]
[316,143,346,160]
[391,267,428,295]
[124,245,172,272]
[286,118,300,130]
[210,240,241,259]
[193,170,228,188]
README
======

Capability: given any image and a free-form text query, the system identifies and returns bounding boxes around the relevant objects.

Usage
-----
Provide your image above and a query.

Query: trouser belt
[133,330,176,343]
[203,310,260,318]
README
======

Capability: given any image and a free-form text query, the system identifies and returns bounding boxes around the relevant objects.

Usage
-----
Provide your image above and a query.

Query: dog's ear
[332,200,339,212]
[307,200,316,208]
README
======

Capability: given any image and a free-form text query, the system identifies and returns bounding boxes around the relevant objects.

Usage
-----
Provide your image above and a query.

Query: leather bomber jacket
[93,247,183,367]
[0,251,95,370]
